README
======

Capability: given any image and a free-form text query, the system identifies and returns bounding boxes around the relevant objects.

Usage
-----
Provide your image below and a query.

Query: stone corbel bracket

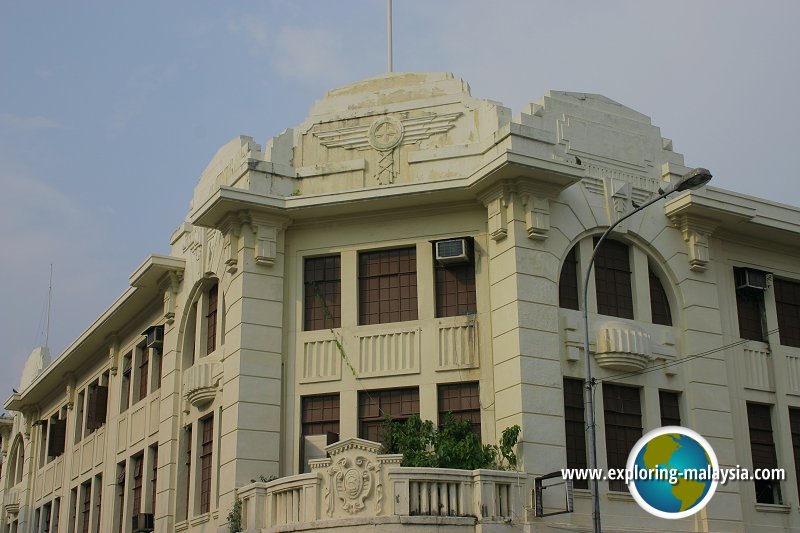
[247,212,291,267]
[219,213,244,274]
[668,213,719,273]
[64,373,76,410]
[480,186,511,241]
[107,335,120,376]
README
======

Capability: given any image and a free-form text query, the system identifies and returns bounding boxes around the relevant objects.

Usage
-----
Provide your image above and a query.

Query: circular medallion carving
[368,116,403,151]
[343,468,364,498]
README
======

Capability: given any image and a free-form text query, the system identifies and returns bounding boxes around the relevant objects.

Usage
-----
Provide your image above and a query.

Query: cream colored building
[2,72,800,533]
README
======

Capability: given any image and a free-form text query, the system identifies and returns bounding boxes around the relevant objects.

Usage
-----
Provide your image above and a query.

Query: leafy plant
[250,474,277,483]
[380,414,520,471]
[227,496,242,533]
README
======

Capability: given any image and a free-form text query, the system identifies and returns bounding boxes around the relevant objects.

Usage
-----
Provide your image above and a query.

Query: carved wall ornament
[313,112,461,185]
[328,455,379,514]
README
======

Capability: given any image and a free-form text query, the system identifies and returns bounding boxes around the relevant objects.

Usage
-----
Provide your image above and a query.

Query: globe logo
[627,426,719,519]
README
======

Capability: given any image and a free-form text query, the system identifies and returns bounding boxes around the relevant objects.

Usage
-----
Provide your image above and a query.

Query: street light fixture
[581,168,712,533]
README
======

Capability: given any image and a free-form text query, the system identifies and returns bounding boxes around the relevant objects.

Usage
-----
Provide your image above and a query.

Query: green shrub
[380,414,520,470]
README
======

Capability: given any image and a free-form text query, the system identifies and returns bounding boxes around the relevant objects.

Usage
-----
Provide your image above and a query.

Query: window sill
[755,502,791,513]
[606,490,634,502]
[190,512,211,526]
[175,519,188,532]
[572,488,592,499]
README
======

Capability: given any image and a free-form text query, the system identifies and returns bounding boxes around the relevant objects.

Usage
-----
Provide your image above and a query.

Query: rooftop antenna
[387,0,393,72]
[45,263,52,349]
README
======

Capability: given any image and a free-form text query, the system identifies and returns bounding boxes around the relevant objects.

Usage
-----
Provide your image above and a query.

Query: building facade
[2,72,800,533]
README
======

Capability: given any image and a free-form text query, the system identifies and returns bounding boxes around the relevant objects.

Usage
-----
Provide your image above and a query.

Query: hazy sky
[1,1,798,405]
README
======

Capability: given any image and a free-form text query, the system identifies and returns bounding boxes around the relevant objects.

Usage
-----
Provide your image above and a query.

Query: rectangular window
[92,475,102,533]
[434,245,476,317]
[120,352,132,413]
[359,247,418,325]
[735,268,766,341]
[81,481,91,533]
[776,278,800,348]
[115,461,126,533]
[603,384,642,491]
[150,445,159,515]
[152,347,162,393]
[747,403,782,504]
[563,378,588,489]
[594,239,634,319]
[74,390,85,444]
[68,487,78,533]
[559,247,580,310]
[138,346,149,402]
[86,383,108,431]
[358,387,420,442]
[437,382,480,436]
[199,416,214,514]
[301,395,340,439]
[304,255,341,330]
[659,391,681,427]
[206,284,218,355]
[790,408,800,501]
[180,425,192,521]
[132,454,144,516]
[49,416,67,457]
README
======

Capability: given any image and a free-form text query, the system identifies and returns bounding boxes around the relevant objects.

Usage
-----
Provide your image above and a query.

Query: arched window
[558,239,676,326]
[7,434,24,487]
[649,267,673,326]
[181,281,222,371]
[593,238,633,319]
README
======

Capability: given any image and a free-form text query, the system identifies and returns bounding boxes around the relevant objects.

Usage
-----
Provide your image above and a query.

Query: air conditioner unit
[142,326,164,350]
[131,513,154,533]
[435,238,470,265]
[735,268,768,291]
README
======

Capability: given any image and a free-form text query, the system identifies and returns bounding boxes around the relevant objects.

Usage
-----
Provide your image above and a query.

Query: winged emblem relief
[313,112,461,184]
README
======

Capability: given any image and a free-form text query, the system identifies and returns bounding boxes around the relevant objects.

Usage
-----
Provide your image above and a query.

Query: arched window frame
[558,236,676,326]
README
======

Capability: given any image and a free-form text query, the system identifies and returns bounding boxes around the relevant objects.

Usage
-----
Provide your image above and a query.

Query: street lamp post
[581,168,712,533]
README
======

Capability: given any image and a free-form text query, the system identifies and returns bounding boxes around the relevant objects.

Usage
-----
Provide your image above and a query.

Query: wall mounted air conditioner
[435,238,470,265]
[735,268,768,291]
[142,325,164,350]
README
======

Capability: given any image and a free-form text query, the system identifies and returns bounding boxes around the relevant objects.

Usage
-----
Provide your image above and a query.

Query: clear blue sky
[2,1,798,402]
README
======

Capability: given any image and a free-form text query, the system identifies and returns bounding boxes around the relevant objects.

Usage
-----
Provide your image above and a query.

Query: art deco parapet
[237,438,525,533]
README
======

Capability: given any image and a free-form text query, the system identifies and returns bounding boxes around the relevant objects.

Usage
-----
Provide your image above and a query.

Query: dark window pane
[358,388,419,442]
[603,384,641,491]
[359,248,417,325]
[437,382,480,437]
[747,403,782,504]
[776,278,800,348]
[563,378,588,489]
[301,394,341,438]
[206,284,218,355]
[304,256,342,330]
[736,288,765,341]
[594,239,633,319]
[200,416,214,514]
[559,247,580,310]
[649,268,672,326]
[659,391,681,427]
[435,255,477,317]
[789,408,800,501]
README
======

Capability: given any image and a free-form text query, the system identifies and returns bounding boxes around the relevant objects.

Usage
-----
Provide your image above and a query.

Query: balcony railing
[237,438,524,532]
